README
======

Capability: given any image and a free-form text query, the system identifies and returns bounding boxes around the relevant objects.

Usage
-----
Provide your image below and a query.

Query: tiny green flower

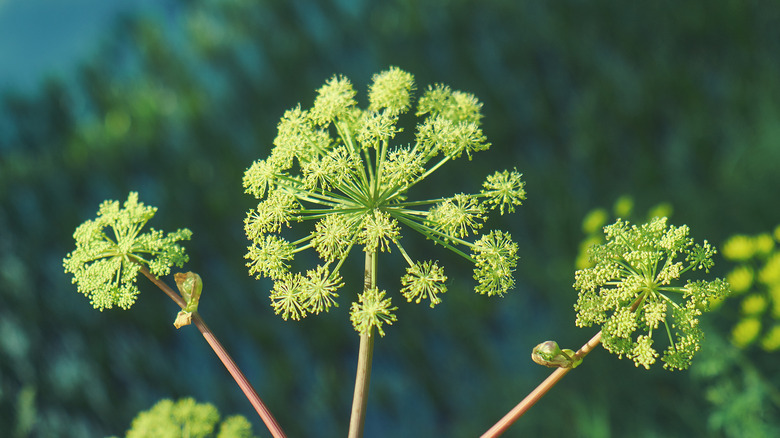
[63,192,191,311]
[358,210,400,254]
[416,83,483,124]
[400,260,448,307]
[245,234,295,280]
[310,75,357,125]
[243,68,525,333]
[368,67,415,116]
[573,217,731,370]
[630,335,659,370]
[481,168,526,215]
[269,272,306,321]
[350,287,398,337]
[426,193,486,239]
[472,230,519,297]
[301,265,342,314]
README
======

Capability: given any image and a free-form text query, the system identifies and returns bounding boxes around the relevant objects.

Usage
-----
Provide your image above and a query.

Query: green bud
[175,272,202,313]
[531,341,582,369]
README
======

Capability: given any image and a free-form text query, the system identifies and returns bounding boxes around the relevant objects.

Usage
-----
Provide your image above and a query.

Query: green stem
[348,251,378,438]
[480,331,603,438]
[138,266,287,438]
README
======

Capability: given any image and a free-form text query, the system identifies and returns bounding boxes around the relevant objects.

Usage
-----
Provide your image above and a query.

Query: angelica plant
[573,217,730,370]
[483,217,731,438]
[242,67,525,436]
[63,192,286,438]
[243,67,525,320]
[119,397,256,438]
[63,191,192,310]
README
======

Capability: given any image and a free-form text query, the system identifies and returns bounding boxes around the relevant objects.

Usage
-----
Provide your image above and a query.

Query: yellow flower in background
[725,265,753,294]
[758,253,780,286]
[731,318,761,348]
[741,294,768,315]
[754,233,775,255]
[613,195,634,218]
[770,285,780,318]
[576,195,675,271]
[722,235,757,261]
[581,208,608,235]
[760,325,780,351]
[722,225,780,351]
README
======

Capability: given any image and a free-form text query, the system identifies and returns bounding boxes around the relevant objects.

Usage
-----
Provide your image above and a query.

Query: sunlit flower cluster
[573,217,730,370]
[126,397,255,437]
[243,67,526,335]
[63,192,192,310]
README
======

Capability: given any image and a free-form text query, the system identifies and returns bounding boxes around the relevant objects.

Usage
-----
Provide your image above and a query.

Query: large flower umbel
[243,67,525,334]
[574,217,730,370]
[63,192,192,310]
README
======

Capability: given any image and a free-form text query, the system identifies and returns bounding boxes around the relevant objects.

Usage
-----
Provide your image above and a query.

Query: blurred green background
[2,0,779,436]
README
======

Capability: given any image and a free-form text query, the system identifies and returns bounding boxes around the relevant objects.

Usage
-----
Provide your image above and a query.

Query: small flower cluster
[721,226,780,351]
[575,194,673,270]
[63,192,192,310]
[573,217,730,370]
[243,67,525,335]
[124,397,256,438]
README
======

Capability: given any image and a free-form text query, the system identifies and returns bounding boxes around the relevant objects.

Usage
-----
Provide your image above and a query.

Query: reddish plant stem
[480,331,603,438]
[139,266,287,438]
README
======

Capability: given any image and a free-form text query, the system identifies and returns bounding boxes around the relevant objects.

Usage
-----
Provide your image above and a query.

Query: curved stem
[480,331,603,438]
[348,251,378,438]
[139,266,287,438]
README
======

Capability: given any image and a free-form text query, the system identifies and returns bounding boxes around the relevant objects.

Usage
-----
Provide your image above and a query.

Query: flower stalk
[481,331,603,438]
[348,250,377,438]
[483,217,731,436]
[139,266,287,438]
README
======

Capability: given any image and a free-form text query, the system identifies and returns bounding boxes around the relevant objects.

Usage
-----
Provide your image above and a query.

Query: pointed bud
[175,272,202,313]
[532,341,582,369]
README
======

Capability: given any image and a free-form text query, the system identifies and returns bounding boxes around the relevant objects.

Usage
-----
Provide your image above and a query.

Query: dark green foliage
[2,0,780,436]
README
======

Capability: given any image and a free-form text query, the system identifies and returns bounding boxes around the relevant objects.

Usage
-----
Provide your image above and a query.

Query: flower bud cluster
[573,217,730,370]
[243,68,526,335]
[63,192,192,310]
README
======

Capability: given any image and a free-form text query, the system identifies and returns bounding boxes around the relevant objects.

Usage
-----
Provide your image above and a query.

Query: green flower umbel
[125,397,256,438]
[243,67,525,334]
[63,192,192,311]
[573,217,730,370]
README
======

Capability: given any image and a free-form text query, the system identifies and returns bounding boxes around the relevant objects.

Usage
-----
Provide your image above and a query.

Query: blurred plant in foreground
[113,398,256,438]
